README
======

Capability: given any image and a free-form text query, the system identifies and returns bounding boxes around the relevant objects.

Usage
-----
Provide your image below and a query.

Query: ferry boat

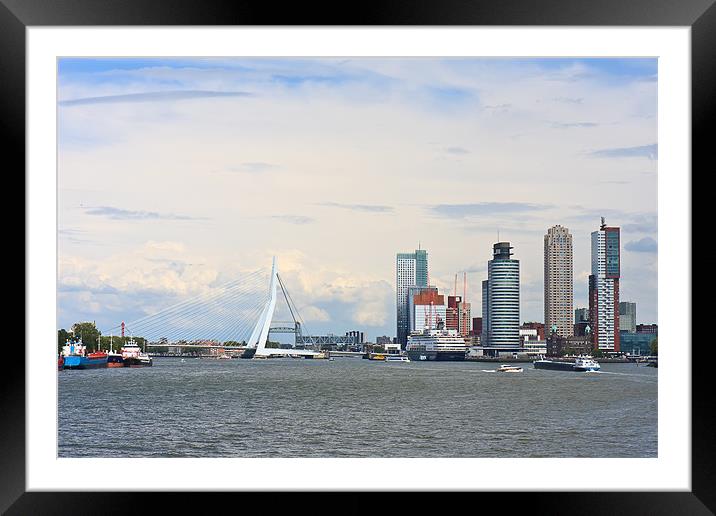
[573,356,601,372]
[121,338,153,367]
[384,355,410,362]
[61,338,108,369]
[406,321,468,362]
[497,364,523,373]
[533,355,600,372]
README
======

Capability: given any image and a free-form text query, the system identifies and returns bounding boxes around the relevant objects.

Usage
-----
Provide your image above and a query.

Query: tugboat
[62,338,108,369]
[107,351,125,367]
[121,338,153,367]
[106,335,124,368]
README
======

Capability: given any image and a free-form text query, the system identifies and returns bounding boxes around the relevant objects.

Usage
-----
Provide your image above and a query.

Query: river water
[58,357,657,458]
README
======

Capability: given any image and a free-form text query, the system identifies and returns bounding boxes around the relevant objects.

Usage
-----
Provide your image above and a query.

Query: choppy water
[58,358,657,458]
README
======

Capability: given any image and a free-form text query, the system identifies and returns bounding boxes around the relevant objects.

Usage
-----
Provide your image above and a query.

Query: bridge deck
[254,348,321,357]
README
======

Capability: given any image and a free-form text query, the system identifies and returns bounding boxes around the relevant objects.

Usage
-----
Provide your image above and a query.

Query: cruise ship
[406,321,468,362]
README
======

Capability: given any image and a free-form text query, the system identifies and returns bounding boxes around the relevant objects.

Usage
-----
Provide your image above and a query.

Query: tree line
[58,322,147,354]
[57,321,285,354]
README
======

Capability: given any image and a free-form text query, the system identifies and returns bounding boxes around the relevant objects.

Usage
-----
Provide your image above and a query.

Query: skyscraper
[619,302,637,333]
[483,242,520,350]
[458,300,471,338]
[544,225,574,338]
[396,248,428,347]
[481,279,489,346]
[458,272,471,338]
[589,218,620,352]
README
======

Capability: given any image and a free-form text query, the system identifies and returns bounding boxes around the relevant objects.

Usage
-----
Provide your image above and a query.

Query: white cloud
[58,58,658,334]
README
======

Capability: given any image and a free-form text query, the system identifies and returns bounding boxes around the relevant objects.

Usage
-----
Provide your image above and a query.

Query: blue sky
[57,57,658,341]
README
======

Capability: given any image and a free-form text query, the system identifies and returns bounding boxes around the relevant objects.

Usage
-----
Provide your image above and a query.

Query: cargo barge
[61,339,108,369]
[533,356,600,372]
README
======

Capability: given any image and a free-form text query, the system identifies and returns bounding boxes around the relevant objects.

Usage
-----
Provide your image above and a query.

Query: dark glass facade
[415,249,428,286]
[620,331,656,355]
[605,227,620,278]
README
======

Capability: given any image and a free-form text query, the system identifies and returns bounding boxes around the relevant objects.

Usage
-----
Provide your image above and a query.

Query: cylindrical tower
[487,242,520,348]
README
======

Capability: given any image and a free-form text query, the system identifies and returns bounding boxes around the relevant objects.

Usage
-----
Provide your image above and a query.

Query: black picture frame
[4,0,710,513]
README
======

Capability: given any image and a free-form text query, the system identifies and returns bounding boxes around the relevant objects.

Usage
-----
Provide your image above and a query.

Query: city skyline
[57,57,658,340]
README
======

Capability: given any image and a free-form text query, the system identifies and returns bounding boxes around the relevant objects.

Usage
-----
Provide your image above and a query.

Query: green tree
[71,322,101,352]
[57,328,70,354]
[650,336,658,356]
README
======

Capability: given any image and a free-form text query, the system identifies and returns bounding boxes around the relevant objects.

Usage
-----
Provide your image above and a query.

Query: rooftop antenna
[600,217,606,230]
[497,229,500,242]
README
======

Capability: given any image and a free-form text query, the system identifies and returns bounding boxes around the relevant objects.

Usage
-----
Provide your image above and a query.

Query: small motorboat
[497,364,523,373]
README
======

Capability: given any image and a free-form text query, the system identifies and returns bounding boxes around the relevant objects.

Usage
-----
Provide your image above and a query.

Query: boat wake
[482,369,496,373]
[595,371,655,378]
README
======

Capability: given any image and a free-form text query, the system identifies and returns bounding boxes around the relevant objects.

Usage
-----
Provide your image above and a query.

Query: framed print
[4,0,712,513]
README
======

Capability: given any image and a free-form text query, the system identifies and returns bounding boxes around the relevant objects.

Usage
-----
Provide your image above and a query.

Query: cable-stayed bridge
[103,257,356,358]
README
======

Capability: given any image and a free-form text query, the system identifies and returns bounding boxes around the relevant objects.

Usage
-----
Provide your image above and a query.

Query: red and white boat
[121,338,153,367]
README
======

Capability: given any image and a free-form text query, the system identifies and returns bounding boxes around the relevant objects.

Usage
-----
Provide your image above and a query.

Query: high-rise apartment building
[457,272,471,338]
[446,295,461,332]
[396,248,428,347]
[458,301,471,338]
[482,242,520,349]
[619,302,637,333]
[544,225,574,338]
[589,218,620,352]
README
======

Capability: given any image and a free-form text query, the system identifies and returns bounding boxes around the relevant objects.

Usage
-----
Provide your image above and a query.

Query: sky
[57,57,658,341]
